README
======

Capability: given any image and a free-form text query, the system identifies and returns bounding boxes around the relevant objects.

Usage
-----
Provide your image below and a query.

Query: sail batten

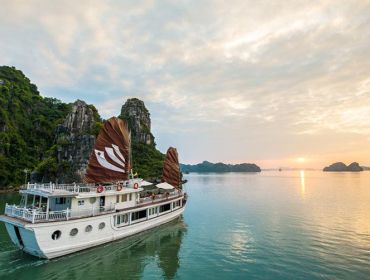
[162,147,181,188]
[84,117,130,183]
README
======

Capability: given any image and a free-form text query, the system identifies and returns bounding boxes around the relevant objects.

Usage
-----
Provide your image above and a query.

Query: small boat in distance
[0,117,187,259]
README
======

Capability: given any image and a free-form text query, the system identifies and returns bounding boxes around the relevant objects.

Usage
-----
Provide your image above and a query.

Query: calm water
[1,171,370,279]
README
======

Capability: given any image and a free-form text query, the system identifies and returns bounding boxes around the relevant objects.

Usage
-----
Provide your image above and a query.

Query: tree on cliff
[0,66,70,187]
[0,66,166,188]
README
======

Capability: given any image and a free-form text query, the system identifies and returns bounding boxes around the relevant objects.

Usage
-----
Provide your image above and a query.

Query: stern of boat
[0,215,45,258]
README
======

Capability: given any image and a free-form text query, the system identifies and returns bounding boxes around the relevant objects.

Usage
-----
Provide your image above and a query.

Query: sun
[296,157,306,163]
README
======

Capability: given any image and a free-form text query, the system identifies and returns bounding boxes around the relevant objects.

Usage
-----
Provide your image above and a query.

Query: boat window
[115,214,129,226]
[56,197,66,204]
[78,200,85,206]
[51,230,62,240]
[89,197,96,204]
[159,203,171,213]
[129,193,132,201]
[70,228,78,236]
[85,225,93,232]
[131,209,147,221]
[116,195,119,203]
[99,222,105,230]
[121,194,127,202]
[149,207,157,215]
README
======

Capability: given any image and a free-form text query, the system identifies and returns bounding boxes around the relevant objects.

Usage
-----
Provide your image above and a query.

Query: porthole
[85,225,93,232]
[98,222,105,230]
[70,228,78,236]
[51,230,62,240]
[89,197,96,204]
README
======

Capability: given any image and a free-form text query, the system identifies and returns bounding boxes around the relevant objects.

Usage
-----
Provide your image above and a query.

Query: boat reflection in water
[0,217,187,280]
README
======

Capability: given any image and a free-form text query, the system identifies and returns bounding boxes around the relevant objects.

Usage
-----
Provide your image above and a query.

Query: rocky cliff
[323,162,363,172]
[0,66,165,187]
[119,98,165,179]
[119,98,154,145]
[53,100,102,182]
[32,100,102,183]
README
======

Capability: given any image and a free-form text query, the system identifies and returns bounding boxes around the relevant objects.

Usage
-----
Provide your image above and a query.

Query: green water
[1,171,370,279]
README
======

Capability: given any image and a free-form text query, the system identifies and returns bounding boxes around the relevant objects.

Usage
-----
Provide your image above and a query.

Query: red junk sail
[85,117,130,183]
[162,147,181,188]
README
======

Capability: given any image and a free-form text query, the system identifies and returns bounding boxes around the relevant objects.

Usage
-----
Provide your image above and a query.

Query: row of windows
[114,200,182,227]
[116,193,133,203]
[51,222,105,240]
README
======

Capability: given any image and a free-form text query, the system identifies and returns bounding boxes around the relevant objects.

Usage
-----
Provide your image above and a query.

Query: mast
[129,130,133,179]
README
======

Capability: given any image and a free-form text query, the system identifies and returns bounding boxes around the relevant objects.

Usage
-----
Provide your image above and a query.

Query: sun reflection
[300,170,305,197]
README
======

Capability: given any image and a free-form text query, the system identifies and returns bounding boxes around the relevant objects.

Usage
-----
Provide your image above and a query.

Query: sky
[1,0,370,168]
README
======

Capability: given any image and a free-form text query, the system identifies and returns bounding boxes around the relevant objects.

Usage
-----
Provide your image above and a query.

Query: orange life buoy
[133,182,139,189]
[97,185,104,193]
[116,184,122,191]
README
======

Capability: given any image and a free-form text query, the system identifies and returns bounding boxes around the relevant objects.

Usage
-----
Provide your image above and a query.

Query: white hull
[2,206,185,259]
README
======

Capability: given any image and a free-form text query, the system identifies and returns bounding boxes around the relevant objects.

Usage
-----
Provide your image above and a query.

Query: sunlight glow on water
[1,171,370,279]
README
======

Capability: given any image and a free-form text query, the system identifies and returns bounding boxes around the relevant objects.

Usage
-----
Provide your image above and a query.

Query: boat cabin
[5,180,182,223]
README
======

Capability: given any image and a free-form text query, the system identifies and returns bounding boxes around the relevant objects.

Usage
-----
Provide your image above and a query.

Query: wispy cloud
[1,0,370,166]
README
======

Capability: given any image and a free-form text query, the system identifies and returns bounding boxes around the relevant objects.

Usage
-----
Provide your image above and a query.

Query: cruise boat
[0,117,187,259]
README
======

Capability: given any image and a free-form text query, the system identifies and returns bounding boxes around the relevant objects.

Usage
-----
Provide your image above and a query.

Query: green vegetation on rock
[0,66,70,188]
[181,161,261,173]
[0,66,165,188]
[131,142,165,180]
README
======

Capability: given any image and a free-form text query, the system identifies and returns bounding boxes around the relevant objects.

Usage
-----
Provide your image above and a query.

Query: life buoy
[133,182,139,189]
[97,185,104,193]
[116,184,122,191]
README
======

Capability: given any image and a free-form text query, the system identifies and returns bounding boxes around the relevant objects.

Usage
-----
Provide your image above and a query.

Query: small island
[180,161,261,173]
[323,162,363,172]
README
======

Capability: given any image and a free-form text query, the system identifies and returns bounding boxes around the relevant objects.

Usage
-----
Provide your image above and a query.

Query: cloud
[1,0,370,165]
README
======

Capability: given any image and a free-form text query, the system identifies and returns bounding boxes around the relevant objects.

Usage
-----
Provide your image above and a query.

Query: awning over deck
[141,180,153,186]
[20,189,78,198]
[156,182,175,190]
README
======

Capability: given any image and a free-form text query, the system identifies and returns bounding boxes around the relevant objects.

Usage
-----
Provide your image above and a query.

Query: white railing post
[32,209,36,223]
[92,206,95,216]
[66,208,69,220]
[74,183,76,193]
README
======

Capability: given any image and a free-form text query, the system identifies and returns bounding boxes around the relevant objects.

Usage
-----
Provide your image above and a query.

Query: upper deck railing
[4,203,115,223]
[21,182,99,194]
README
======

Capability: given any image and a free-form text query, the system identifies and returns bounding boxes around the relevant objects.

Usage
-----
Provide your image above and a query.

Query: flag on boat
[84,117,130,183]
[162,147,181,189]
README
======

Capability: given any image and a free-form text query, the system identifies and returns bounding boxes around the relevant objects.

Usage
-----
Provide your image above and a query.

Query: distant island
[181,161,261,173]
[323,162,363,172]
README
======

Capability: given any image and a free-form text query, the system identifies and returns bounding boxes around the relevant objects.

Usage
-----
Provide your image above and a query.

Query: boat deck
[3,192,185,224]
